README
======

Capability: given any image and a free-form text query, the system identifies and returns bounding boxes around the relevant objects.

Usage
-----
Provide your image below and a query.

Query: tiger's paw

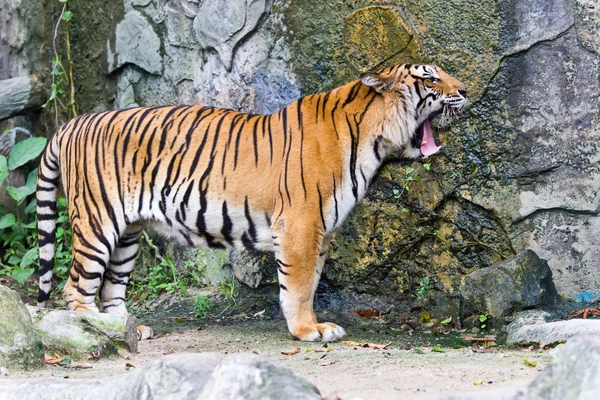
[291,322,346,342]
[71,304,99,312]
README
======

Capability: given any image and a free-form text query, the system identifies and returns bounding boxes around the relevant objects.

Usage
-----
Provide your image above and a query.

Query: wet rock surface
[459,250,558,320]
[0,285,43,371]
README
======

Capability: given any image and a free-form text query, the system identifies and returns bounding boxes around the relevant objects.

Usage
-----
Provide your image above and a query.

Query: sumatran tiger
[36,64,466,342]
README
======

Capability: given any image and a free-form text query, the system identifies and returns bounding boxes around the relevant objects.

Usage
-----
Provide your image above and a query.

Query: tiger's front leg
[274,221,345,342]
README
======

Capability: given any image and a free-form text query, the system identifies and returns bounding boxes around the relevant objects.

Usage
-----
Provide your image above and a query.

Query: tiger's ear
[360,72,395,93]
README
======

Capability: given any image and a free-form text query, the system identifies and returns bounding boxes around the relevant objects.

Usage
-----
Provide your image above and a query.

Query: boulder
[517,336,600,399]
[0,286,44,370]
[107,10,163,75]
[0,353,323,400]
[27,306,138,361]
[507,310,600,347]
[460,250,558,320]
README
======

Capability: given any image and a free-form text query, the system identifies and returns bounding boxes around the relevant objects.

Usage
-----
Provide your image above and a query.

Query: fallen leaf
[354,310,380,318]
[401,344,412,350]
[523,360,537,368]
[44,354,63,365]
[431,346,445,353]
[125,363,136,370]
[281,348,301,356]
[253,309,266,318]
[440,317,452,325]
[414,348,425,354]
[319,360,337,367]
[474,381,483,386]
[342,341,391,349]
[463,336,496,342]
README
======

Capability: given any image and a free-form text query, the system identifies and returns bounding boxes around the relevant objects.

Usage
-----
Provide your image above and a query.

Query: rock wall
[2,0,599,311]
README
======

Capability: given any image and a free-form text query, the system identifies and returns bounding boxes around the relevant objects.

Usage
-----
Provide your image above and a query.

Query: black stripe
[252,117,259,167]
[297,97,307,199]
[110,252,138,266]
[279,284,287,291]
[332,173,339,227]
[373,138,381,161]
[316,183,327,232]
[267,115,274,164]
[244,197,258,242]
[221,201,234,245]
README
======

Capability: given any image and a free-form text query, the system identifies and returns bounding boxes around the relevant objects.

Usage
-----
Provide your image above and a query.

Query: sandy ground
[4,316,552,400]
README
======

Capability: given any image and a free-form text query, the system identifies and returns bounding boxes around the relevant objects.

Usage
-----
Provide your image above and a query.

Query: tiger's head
[360,64,467,159]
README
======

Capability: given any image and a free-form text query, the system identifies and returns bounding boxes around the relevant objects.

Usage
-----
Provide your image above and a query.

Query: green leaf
[431,346,445,353]
[8,137,47,170]
[414,348,424,354]
[20,247,38,268]
[7,255,21,265]
[0,213,16,229]
[523,359,537,368]
[0,155,8,186]
[21,220,37,229]
[26,168,38,191]
[401,208,408,213]
[25,199,37,214]
[59,0,68,2]
[11,267,34,285]
[59,357,72,366]
[440,317,452,325]
[406,167,414,174]
[6,185,35,203]
[423,163,431,171]
[62,11,73,21]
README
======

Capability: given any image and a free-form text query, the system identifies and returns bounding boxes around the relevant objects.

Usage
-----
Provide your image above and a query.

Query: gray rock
[460,250,557,319]
[0,353,322,400]
[507,310,600,347]
[507,0,574,54]
[0,285,43,371]
[517,336,600,399]
[193,0,269,70]
[108,10,162,75]
[230,249,264,288]
[27,306,138,360]
[200,353,322,399]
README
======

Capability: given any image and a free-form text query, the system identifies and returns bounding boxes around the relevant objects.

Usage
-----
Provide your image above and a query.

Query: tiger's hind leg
[63,224,115,313]
[101,223,145,314]
[275,221,345,342]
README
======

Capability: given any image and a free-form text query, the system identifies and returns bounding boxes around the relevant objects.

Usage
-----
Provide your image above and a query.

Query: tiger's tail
[36,135,61,307]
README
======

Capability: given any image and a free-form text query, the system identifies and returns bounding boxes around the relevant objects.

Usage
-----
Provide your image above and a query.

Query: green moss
[69,0,125,112]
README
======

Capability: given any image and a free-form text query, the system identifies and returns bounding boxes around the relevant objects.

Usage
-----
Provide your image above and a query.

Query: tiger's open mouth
[411,117,442,157]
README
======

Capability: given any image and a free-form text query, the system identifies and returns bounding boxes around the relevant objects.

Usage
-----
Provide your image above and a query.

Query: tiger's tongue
[420,120,442,156]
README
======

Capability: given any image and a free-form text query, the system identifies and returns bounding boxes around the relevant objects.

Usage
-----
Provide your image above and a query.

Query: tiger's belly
[145,194,275,252]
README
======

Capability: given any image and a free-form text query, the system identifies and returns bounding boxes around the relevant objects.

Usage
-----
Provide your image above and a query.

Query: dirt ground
[6,312,552,400]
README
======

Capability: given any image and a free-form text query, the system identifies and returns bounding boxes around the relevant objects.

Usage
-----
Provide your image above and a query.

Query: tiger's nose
[458,87,467,98]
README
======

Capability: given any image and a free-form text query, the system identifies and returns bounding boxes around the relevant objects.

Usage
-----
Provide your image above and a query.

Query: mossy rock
[0,285,44,371]
[27,307,138,361]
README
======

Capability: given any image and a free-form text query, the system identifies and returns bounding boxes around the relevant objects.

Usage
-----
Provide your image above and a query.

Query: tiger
[36,63,466,342]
